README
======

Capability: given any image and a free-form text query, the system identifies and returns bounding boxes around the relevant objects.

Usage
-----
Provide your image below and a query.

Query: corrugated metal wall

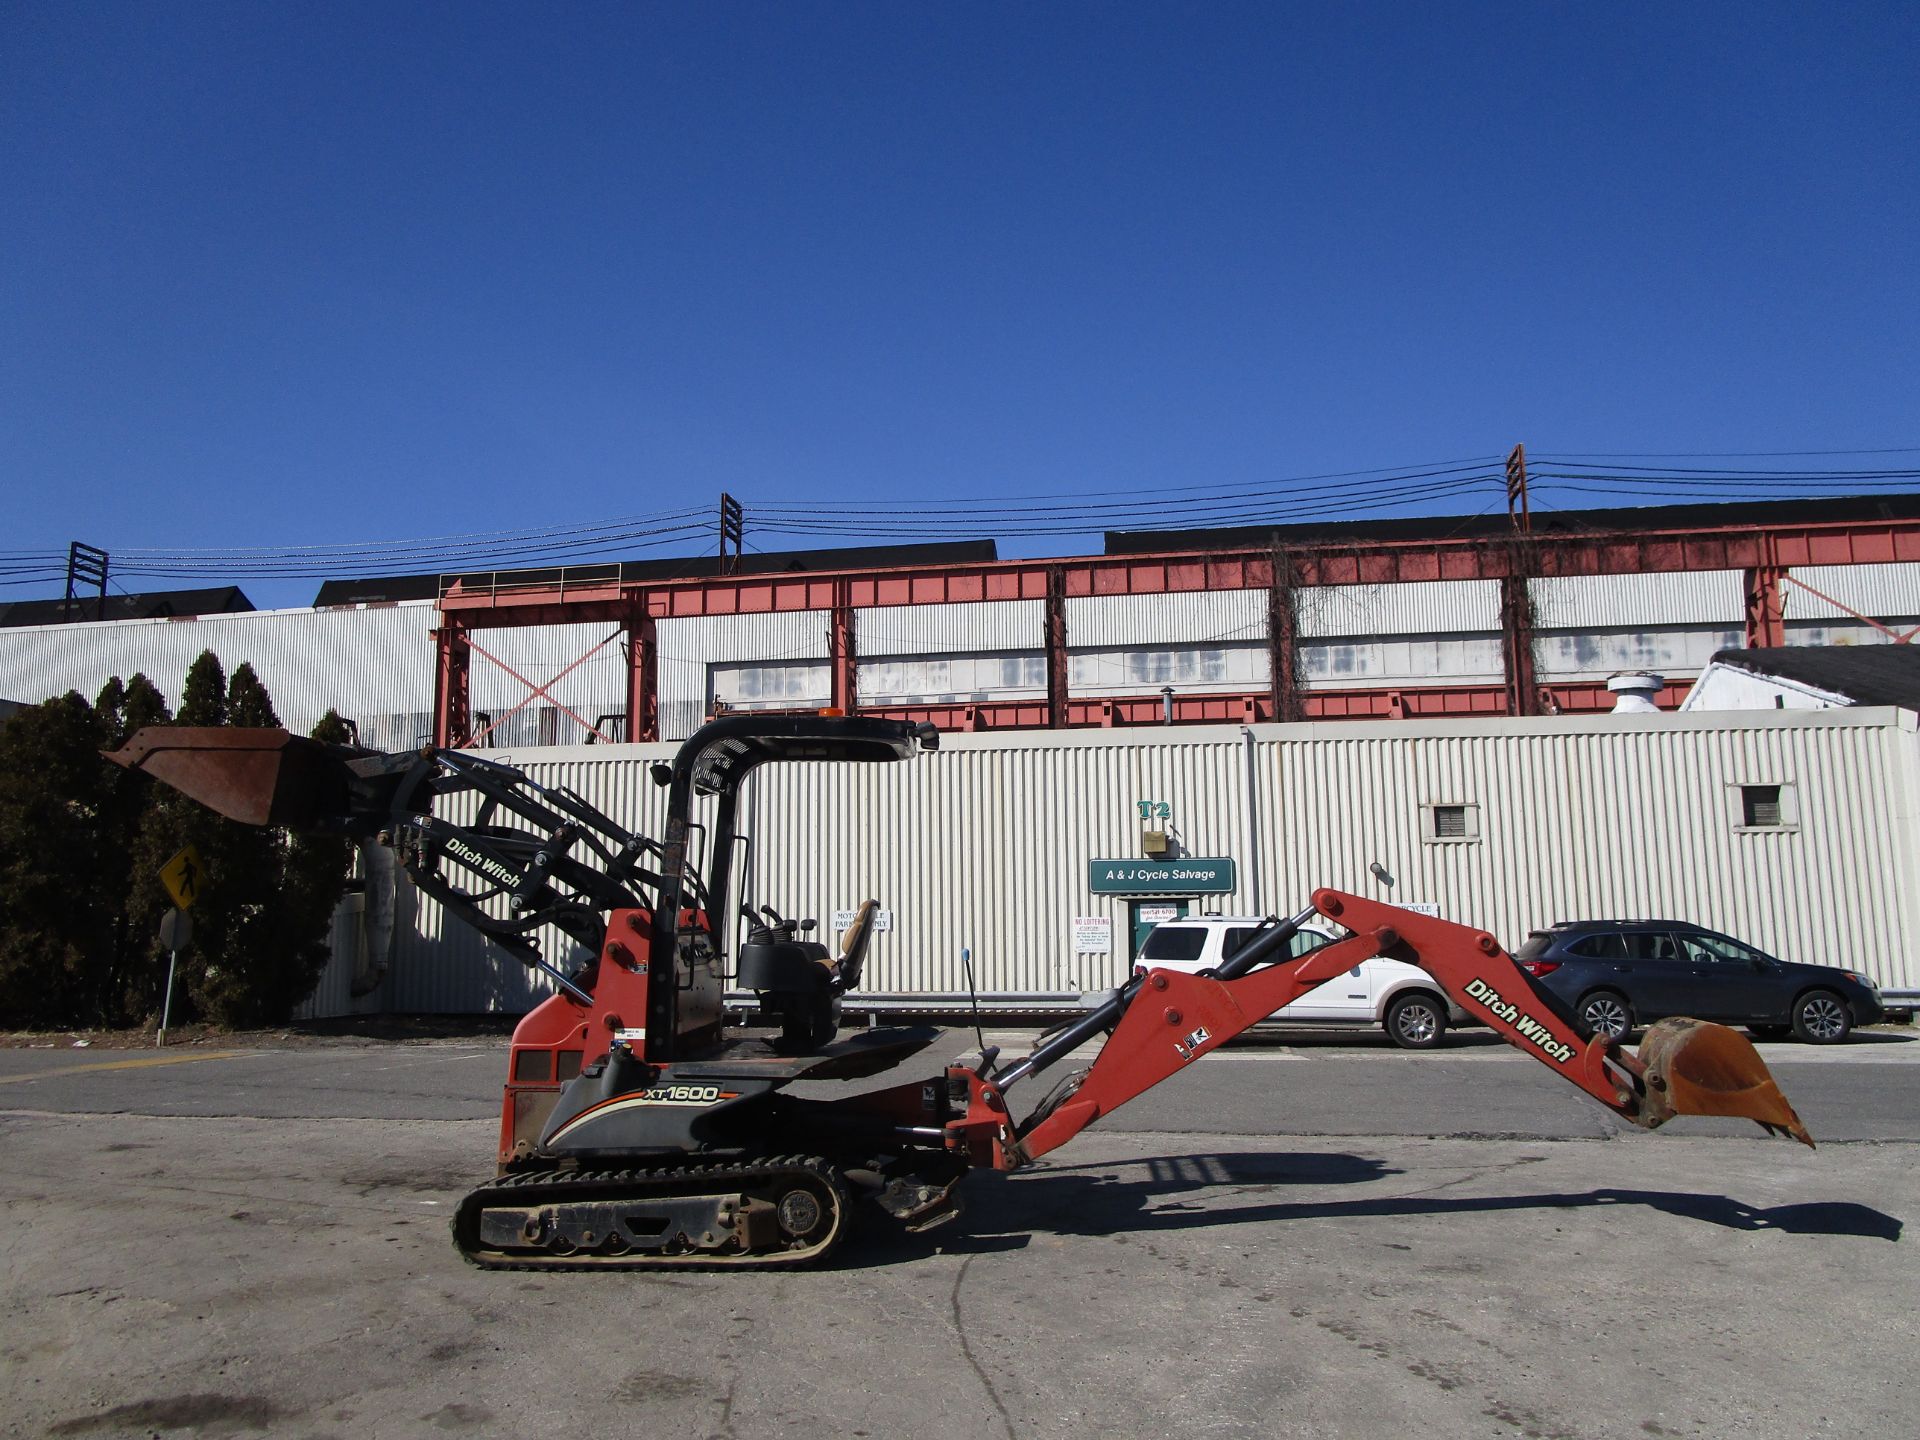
[1533,627,1743,682]
[1258,710,1920,992]
[1785,563,1920,626]
[1296,580,1498,638]
[7,568,1900,748]
[859,600,1042,655]
[328,709,1918,1014]
[1530,571,1745,682]
[1532,571,1744,629]
[0,603,438,738]
[1299,635,1503,687]
[1069,592,1266,647]
[658,612,830,738]
[734,729,1254,996]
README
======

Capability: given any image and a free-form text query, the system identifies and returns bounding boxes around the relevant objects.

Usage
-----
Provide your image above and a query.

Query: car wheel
[1385,992,1447,1050]
[1791,990,1853,1044]
[1577,990,1634,1043]
[1747,1024,1791,1041]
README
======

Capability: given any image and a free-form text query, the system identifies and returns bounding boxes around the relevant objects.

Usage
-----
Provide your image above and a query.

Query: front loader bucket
[105,726,361,831]
[1631,1017,1814,1147]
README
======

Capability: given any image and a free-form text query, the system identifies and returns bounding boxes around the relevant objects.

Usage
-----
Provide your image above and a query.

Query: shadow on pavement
[835,1151,1902,1268]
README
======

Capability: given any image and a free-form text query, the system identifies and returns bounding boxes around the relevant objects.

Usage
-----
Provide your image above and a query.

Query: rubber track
[450,1154,851,1272]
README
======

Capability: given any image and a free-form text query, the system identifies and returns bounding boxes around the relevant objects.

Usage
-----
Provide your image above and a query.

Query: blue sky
[4,3,1916,608]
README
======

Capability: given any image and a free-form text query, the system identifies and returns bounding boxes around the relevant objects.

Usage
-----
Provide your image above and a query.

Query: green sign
[1088,858,1236,895]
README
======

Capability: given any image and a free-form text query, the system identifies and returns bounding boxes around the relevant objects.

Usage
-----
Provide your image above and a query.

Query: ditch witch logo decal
[446,837,521,890]
[1464,978,1576,1063]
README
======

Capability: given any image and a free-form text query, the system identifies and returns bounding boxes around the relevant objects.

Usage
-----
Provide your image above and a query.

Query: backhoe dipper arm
[974,888,1809,1168]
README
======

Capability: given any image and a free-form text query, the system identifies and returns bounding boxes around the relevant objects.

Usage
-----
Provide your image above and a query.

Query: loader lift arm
[946,889,1810,1170]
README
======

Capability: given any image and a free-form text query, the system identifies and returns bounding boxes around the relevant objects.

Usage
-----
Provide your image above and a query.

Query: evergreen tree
[227,663,277,728]
[277,709,356,1018]
[0,694,114,1026]
[0,651,352,1031]
[178,650,228,726]
[132,656,352,1027]
[126,655,230,1020]
[93,674,174,1023]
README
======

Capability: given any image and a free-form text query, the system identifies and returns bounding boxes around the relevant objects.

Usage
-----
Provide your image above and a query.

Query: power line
[1535,446,1920,459]
[755,456,1504,510]
[12,444,1920,595]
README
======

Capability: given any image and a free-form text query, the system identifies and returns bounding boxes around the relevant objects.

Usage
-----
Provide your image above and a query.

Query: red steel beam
[843,682,1572,731]
[432,620,472,748]
[626,612,659,743]
[438,515,1920,627]
[830,581,857,715]
[430,513,1919,741]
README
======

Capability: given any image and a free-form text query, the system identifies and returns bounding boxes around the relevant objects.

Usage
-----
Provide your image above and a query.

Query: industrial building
[5,493,1920,1014]
[293,707,1919,1017]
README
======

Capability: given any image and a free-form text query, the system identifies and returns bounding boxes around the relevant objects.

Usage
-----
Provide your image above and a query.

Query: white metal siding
[858,600,1042,655]
[468,623,627,709]
[1257,711,1919,993]
[0,603,438,741]
[735,729,1254,996]
[1067,592,1266,648]
[327,710,1920,1015]
[1295,580,1498,638]
[1785,564,1920,622]
[1300,635,1504,687]
[1533,626,1743,683]
[1070,643,1268,696]
[657,612,831,740]
[657,612,831,664]
[1531,571,1745,630]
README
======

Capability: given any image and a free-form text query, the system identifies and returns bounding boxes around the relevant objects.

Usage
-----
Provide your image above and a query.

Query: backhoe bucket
[105,726,362,832]
[1630,1017,1814,1147]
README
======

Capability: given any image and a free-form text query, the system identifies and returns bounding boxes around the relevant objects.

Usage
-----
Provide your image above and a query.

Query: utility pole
[1505,444,1531,535]
[1500,443,1540,715]
[65,542,109,622]
[718,493,744,574]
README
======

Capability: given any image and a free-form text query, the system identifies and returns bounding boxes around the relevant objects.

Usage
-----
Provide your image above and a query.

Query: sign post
[156,907,193,1048]
[155,845,206,1048]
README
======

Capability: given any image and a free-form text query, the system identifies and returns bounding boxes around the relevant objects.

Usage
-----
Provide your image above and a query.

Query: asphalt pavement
[3,1024,1915,1140]
[2,1026,1915,1439]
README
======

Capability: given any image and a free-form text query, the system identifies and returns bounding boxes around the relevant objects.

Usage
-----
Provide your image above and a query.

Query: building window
[1423,802,1480,843]
[1735,783,1796,831]
[710,661,831,712]
[859,652,1046,705]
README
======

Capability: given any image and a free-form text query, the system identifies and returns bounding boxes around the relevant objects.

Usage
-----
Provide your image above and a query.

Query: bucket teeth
[1633,1017,1814,1148]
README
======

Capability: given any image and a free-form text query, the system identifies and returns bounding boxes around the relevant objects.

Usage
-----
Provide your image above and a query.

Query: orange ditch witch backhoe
[108,715,1811,1271]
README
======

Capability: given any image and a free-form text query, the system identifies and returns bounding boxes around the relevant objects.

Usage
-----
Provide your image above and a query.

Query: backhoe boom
[949,889,1810,1168]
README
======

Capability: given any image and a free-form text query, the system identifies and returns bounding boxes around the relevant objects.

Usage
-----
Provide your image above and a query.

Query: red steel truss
[432,515,1920,745]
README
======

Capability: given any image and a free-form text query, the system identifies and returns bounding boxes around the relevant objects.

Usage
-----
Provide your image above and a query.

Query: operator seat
[739,898,883,1054]
[833,899,880,991]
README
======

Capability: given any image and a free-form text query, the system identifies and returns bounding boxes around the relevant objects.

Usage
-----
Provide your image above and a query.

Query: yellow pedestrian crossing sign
[160,845,207,910]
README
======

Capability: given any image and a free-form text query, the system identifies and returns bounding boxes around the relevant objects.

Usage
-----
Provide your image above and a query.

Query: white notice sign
[1137,904,1180,925]
[832,909,894,933]
[1072,917,1113,954]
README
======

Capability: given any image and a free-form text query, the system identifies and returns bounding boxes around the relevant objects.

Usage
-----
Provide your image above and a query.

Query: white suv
[1132,914,1468,1049]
